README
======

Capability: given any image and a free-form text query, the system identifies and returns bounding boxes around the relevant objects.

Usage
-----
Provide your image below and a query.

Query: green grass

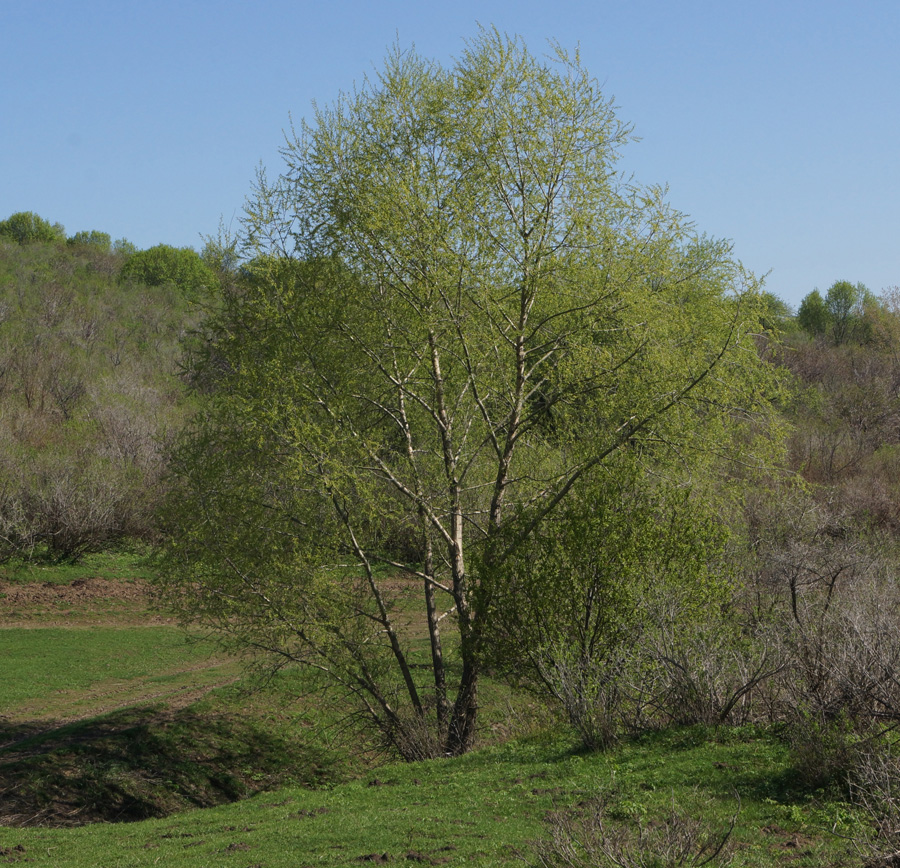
[0,556,871,866]
[0,627,220,711]
[0,726,863,867]
[0,637,353,829]
[0,548,154,585]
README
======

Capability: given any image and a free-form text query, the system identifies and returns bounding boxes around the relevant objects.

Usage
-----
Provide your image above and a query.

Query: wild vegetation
[3,31,900,868]
[0,229,204,561]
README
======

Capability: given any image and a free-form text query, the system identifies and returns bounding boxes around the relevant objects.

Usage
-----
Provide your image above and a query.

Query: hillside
[0,232,202,562]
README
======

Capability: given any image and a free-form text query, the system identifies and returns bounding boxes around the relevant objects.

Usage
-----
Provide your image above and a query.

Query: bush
[785,711,863,792]
[849,742,900,865]
[532,791,737,867]
[751,499,900,724]
[485,468,732,748]
[0,448,161,562]
[639,595,778,729]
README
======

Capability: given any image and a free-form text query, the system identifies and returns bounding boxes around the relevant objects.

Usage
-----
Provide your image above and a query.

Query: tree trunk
[445,654,479,756]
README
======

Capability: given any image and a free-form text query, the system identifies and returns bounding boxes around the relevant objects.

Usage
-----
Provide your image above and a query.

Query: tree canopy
[156,31,784,757]
[797,280,873,344]
[0,211,65,245]
[120,243,219,297]
[67,229,112,251]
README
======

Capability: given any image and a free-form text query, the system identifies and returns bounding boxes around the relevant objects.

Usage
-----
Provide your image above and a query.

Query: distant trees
[797,280,873,344]
[780,279,900,534]
[120,244,219,297]
[68,230,112,251]
[0,234,199,561]
[112,238,138,257]
[0,211,65,245]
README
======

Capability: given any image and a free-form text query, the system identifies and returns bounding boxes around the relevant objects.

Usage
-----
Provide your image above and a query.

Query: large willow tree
[157,31,783,757]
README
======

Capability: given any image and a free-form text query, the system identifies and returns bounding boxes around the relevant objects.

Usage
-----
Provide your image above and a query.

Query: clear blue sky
[3,0,898,307]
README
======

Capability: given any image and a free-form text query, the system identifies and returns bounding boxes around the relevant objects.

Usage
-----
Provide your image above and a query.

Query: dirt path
[2,657,243,733]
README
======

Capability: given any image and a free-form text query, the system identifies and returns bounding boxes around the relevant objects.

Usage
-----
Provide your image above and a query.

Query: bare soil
[0,576,172,627]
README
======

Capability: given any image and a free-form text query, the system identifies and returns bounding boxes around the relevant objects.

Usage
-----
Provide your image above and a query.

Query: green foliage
[158,31,786,758]
[757,290,793,334]
[796,280,874,344]
[120,243,219,297]
[484,466,731,747]
[0,211,65,244]
[797,289,828,337]
[200,221,240,275]
[67,230,111,251]
[112,237,137,256]
[827,279,873,344]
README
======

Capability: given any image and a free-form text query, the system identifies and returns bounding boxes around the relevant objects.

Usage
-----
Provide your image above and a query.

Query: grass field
[0,553,870,866]
[0,727,864,866]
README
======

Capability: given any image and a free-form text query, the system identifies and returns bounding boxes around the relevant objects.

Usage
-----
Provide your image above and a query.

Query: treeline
[782,280,900,528]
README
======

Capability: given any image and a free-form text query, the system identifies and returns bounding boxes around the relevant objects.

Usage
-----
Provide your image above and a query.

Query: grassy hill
[0,555,873,867]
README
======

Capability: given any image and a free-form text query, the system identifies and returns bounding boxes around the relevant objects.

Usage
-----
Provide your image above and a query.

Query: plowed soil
[0,576,172,626]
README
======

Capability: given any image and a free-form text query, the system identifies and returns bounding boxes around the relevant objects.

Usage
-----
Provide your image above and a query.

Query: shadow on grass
[0,704,343,827]
[557,724,838,807]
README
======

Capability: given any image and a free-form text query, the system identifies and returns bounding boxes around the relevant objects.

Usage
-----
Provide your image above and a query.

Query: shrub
[485,467,733,748]
[640,596,779,729]
[849,742,900,865]
[0,449,161,563]
[532,791,737,868]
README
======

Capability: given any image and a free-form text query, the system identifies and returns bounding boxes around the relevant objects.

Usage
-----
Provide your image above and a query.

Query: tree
[797,280,873,344]
[797,289,828,338]
[67,229,112,251]
[112,237,138,257]
[757,291,793,334]
[156,31,783,758]
[825,280,872,345]
[120,244,218,297]
[0,211,65,244]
